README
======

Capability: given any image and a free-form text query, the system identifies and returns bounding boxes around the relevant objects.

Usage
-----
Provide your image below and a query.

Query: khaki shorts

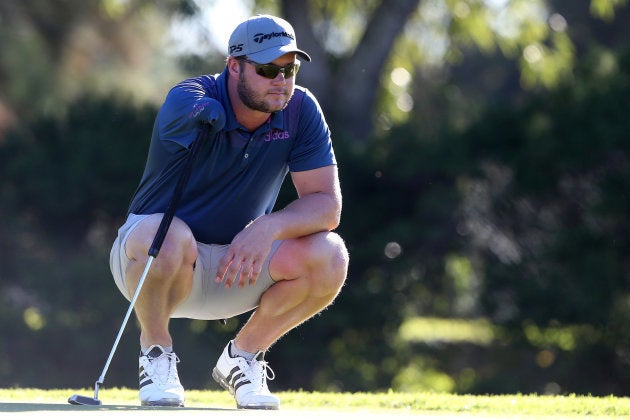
[109,213,281,320]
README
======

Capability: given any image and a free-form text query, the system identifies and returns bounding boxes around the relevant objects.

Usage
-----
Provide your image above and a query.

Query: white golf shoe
[212,341,280,410]
[138,345,185,407]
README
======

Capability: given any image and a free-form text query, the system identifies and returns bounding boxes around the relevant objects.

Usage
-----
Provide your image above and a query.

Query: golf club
[69,102,225,406]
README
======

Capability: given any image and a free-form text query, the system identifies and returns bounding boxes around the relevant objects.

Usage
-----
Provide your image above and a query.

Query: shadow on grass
[0,402,234,412]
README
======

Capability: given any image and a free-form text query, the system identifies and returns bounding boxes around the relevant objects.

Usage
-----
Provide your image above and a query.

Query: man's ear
[227,57,241,76]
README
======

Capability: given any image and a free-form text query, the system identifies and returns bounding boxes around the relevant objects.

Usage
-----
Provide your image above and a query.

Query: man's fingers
[216,243,268,289]
[217,258,263,289]
[233,258,261,288]
[248,260,263,286]
[223,258,243,288]
[215,253,234,283]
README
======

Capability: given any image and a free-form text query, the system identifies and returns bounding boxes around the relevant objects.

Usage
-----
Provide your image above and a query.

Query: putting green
[0,402,463,419]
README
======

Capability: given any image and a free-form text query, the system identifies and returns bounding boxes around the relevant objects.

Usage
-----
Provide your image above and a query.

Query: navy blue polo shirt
[127,67,336,245]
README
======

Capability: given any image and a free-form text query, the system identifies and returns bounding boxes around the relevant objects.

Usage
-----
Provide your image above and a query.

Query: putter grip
[148,123,211,257]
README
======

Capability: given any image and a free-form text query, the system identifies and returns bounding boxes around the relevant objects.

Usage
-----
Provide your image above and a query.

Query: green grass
[1,388,629,418]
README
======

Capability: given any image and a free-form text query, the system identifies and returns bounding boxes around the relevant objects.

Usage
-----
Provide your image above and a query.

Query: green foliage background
[1,44,629,395]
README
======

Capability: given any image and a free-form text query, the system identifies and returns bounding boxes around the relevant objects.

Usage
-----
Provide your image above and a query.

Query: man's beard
[237,72,293,113]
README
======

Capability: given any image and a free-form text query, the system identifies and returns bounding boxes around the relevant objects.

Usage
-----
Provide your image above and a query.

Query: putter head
[68,394,102,406]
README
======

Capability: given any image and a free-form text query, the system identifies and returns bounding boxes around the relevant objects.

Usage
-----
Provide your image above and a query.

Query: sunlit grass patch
[1,389,630,417]
[398,317,496,345]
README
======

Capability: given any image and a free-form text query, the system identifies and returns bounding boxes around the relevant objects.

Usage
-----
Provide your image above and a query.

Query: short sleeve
[288,89,336,172]
[157,77,219,150]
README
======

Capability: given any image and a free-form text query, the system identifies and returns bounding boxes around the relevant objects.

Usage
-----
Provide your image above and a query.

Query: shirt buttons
[244,153,249,158]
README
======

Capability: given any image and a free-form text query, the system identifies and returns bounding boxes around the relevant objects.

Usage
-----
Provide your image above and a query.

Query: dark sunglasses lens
[287,63,299,77]
[256,65,280,79]
[256,63,298,79]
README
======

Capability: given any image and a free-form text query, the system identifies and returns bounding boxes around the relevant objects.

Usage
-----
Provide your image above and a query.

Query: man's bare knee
[269,232,348,303]
[297,232,348,297]
[126,215,198,280]
[318,232,348,295]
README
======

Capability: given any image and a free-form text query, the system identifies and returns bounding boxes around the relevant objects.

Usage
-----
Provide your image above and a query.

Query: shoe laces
[240,353,275,391]
[144,351,181,385]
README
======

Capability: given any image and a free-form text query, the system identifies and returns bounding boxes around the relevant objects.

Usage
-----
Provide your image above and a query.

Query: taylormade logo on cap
[228,14,311,63]
[253,31,294,44]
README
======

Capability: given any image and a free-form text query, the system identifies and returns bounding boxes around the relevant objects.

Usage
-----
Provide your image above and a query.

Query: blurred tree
[0,0,190,132]
[4,0,625,144]
[273,0,602,141]
[281,0,421,142]
[1,0,630,394]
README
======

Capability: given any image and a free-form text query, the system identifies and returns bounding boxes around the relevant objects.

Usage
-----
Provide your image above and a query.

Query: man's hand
[215,217,276,288]
[215,166,341,288]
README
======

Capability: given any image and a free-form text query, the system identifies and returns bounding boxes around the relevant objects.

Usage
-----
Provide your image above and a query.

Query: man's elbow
[326,199,342,231]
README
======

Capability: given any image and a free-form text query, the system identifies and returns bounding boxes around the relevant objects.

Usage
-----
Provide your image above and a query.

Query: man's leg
[236,231,348,351]
[123,214,197,406]
[213,231,348,409]
[124,214,198,349]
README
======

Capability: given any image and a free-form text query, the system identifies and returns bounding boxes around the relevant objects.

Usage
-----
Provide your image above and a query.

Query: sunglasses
[237,58,300,79]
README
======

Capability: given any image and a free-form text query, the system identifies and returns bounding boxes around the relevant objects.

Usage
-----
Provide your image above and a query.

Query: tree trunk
[283,0,421,143]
